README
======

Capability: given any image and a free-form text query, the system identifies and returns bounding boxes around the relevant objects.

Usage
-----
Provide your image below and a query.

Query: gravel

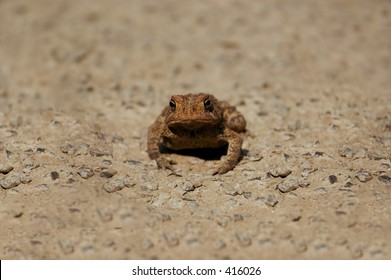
[0,164,14,174]
[367,152,387,160]
[378,175,391,185]
[339,147,354,158]
[77,166,94,179]
[58,240,75,255]
[267,167,292,178]
[103,176,135,193]
[97,207,113,222]
[141,182,159,192]
[213,239,226,250]
[263,195,279,207]
[355,170,372,183]
[0,172,21,189]
[99,169,117,178]
[163,232,180,247]
[60,143,77,155]
[236,232,252,247]
[277,177,301,193]
[21,174,32,184]
[50,171,59,180]
[328,175,338,184]
[151,193,171,207]
[142,240,154,250]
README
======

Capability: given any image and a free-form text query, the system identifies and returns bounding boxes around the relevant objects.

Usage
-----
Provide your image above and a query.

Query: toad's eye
[169,100,176,110]
[204,98,213,111]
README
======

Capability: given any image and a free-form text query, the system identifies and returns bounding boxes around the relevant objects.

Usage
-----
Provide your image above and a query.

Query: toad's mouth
[167,119,218,130]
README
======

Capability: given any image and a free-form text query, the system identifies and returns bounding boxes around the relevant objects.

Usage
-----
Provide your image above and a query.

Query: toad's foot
[154,156,177,172]
[211,159,237,175]
[210,129,242,175]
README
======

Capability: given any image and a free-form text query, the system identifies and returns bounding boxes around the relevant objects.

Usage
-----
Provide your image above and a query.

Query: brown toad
[147,93,246,174]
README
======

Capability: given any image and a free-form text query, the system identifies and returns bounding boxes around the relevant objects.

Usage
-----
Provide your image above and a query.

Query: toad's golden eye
[169,100,176,110]
[204,98,213,111]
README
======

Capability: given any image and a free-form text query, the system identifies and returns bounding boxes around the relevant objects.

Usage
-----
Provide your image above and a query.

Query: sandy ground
[0,0,390,259]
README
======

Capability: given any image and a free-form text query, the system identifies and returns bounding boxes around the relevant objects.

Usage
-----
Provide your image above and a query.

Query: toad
[148,93,246,175]
[147,93,246,174]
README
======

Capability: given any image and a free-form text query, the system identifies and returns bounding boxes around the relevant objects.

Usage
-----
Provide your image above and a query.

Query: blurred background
[0,0,389,113]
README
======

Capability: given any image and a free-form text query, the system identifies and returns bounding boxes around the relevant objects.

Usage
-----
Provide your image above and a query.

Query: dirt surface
[0,0,390,259]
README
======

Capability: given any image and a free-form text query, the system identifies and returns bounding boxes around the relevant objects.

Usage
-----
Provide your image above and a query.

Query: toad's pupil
[169,100,176,109]
[204,99,212,109]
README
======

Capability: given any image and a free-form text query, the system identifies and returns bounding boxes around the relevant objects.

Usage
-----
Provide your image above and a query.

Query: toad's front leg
[213,128,243,175]
[147,120,175,172]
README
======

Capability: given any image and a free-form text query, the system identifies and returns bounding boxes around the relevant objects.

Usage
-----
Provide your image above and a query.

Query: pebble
[182,182,195,192]
[258,238,273,247]
[339,147,354,158]
[76,143,90,155]
[119,213,133,223]
[103,176,135,193]
[163,233,180,247]
[0,164,14,174]
[367,152,386,160]
[100,169,117,178]
[20,174,31,184]
[339,181,354,192]
[188,201,199,211]
[290,210,302,221]
[81,246,95,255]
[349,246,363,259]
[142,240,154,250]
[313,187,328,194]
[355,170,372,182]
[354,147,368,159]
[284,153,293,163]
[378,175,391,185]
[236,233,252,247]
[314,151,324,157]
[124,160,142,167]
[50,171,59,181]
[60,143,76,155]
[246,152,263,162]
[0,172,21,189]
[77,166,94,179]
[294,241,308,253]
[247,180,267,189]
[288,119,301,131]
[169,199,184,209]
[243,191,252,199]
[213,239,226,250]
[300,161,318,177]
[369,248,384,258]
[58,240,75,255]
[90,147,111,157]
[34,184,49,191]
[97,208,113,222]
[268,167,292,178]
[278,231,292,240]
[264,195,278,207]
[36,147,46,154]
[5,130,17,137]
[102,240,115,248]
[66,178,75,185]
[141,182,159,192]
[328,175,338,184]
[277,177,300,193]
[223,183,243,196]
[225,198,238,207]
[314,243,328,252]
[229,214,241,222]
[151,193,171,207]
